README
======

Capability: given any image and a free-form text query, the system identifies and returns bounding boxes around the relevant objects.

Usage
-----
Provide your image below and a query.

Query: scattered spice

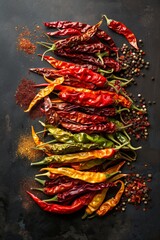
[16,134,43,161]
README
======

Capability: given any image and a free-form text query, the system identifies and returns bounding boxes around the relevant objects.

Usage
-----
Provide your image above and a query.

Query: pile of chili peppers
[15,15,152,218]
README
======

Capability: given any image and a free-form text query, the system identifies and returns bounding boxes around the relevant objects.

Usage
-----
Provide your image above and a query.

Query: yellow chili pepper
[82,188,108,219]
[96,180,125,216]
[39,167,119,183]
[24,77,64,112]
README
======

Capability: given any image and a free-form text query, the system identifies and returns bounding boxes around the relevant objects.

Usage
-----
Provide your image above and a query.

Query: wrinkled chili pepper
[96,180,125,216]
[24,77,64,112]
[47,28,81,36]
[71,158,107,171]
[33,181,75,195]
[56,85,132,108]
[37,167,119,183]
[44,182,114,203]
[35,176,82,187]
[60,121,116,134]
[44,20,118,51]
[52,110,108,125]
[27,191,95,214]
[31,148,116,165]
[104,15,138,49]
[30,66,108,88]
[39,19,103,57]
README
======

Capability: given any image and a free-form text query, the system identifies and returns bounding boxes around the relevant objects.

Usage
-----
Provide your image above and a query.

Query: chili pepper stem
[102,15,112,25]
[35,172,50,177]
[98,68,114,75]
[115,141,130,150]
[35,139,57,147]
[44,195,58,202]
[31,187,44,192]
[82,212,89,220]
[35,177,45,186]
[116,107,130,114]
[108,74,132,82]
[37,41,56,60]
[95,51,109,64]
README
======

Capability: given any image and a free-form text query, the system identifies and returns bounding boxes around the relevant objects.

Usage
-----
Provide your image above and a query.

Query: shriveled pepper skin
[27,191,95,214]
[96,180,125,216]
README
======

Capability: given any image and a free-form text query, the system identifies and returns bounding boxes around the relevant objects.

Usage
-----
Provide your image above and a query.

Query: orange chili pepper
[96,180,125,216]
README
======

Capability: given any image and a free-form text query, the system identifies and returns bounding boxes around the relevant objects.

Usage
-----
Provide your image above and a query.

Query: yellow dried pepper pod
[24,77,64,112]
[96,180,125,216]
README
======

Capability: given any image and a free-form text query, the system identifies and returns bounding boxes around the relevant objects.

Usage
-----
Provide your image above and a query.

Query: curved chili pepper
[31,148,116,165]
[44,182,114,203]
[35,176,82,187]
[27,191,95,214]
[24,77,64,112]
[96,180,125,216]
[103,15,138,49]
[37,167,119,183]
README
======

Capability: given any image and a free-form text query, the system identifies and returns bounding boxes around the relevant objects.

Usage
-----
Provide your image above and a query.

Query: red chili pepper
[55,110,108,125]
[104,15,139,49]
[56,85,132,108]
[47,28,81,37]
[60,121,115,134]
[27,191,95,214]
[30,66,107,88]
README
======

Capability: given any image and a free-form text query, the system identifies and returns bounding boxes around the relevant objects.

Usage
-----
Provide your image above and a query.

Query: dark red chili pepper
[47,28,81,37]
[39,20,103,55]
[104,15,139,49]
[30,66,107,88]
[44,20,118,51]
[44,182,114,203]
[60,121,115,134]
[27,191,95,214]
[56,85,132,108]
[65,42,110,55]
[55,110,108,125]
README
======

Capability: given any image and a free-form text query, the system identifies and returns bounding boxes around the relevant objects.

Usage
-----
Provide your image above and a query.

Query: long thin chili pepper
[44,182,114,203]
[31,148,116,165]
[30,66,108,88]
[103,15,139,49]
[96,180,125,216]
[36,167,120,183]
[47,28,81,36]
[24,77,64,112]
[27,191,95,214]
[56,85,132,108]
[39,19,103,58]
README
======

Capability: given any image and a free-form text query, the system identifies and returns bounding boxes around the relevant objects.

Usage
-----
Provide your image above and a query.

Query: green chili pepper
[36,142,99,155]
[115,132,141,150]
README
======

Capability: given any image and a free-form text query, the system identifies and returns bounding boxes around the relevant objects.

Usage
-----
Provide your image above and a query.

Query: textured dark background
[0,0,160,239]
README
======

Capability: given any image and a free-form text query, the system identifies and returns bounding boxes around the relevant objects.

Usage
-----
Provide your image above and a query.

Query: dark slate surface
[0,0,160,239]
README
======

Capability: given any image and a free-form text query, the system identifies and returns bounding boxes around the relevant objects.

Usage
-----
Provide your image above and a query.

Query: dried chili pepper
[44,182,114,203]
[56,85,132,108]
[60,121,116,134]
[32,181,75,195]
[37,167,119,183]
[53,110,108,125]
[47,28,81,36]
[71,158,107,171]
[31,148,116,165]
[39,19,103,57]
[103,15,139,49]
[27,191,95,214]
[30,66,108,88]
[96,180,125,216]
[24,77,64,112]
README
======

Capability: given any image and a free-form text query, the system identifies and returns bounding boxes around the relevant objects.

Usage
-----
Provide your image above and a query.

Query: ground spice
[16,27,37,55]
[16,134,43,161]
